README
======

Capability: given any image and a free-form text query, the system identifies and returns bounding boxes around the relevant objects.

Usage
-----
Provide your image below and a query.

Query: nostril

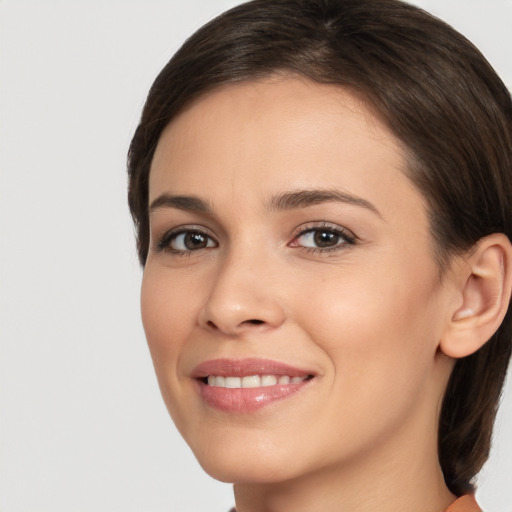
[203,314,274,333]
[246,319,264,325]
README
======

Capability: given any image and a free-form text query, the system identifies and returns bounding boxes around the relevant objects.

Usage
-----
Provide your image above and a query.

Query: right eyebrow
[148,193,211,214]
[267,188,382,218]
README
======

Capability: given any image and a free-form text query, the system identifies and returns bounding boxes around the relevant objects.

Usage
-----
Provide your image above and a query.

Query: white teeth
[225,376,241,388]
[242,375,261,388]
[206,374,308,388]
[261,375,278,386]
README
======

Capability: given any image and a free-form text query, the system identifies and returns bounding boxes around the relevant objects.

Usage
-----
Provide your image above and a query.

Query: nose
[198,250,286,336]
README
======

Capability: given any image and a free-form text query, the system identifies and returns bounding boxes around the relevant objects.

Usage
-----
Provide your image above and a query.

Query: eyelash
[155,222,357,256]
[289,222,357,254]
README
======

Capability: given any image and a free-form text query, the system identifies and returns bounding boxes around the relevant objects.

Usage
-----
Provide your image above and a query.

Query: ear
[440,233,512,359]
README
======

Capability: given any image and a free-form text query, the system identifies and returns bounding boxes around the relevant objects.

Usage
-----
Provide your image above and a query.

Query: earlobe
[440,234,512,359]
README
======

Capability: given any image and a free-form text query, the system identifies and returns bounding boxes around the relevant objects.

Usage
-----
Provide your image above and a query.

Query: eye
[289,224,356,252]
[299,230,341,248]
[156,228,217,254]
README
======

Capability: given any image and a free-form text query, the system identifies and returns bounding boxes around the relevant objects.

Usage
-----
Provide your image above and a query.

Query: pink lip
[192,358,314,413]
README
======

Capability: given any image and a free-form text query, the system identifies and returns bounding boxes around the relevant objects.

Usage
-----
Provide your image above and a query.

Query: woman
[127,0,512,510]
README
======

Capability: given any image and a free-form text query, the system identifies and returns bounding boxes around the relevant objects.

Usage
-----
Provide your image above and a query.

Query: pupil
[185,232,207,249]
[314,230,338,247]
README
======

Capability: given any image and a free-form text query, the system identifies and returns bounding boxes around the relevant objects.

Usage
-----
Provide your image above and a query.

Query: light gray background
[0,1,511,511]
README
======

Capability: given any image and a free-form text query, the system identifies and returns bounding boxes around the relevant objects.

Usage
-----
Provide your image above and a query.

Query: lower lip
[197,380,311,413]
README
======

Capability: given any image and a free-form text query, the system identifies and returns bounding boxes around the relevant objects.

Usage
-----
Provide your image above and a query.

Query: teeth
[261,375,277,386]
[225,376,241,388]
[242,375,261,388]
[206,374,308,388]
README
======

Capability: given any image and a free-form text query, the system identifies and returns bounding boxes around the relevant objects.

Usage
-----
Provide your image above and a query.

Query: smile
[193,359,315,413]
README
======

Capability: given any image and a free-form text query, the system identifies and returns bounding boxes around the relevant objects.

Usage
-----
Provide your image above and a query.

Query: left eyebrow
[267,188,382,218]
[149,193,211,214]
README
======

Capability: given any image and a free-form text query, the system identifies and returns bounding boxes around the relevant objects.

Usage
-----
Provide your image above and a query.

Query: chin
[185,429,308,485]
[198,455,300,485]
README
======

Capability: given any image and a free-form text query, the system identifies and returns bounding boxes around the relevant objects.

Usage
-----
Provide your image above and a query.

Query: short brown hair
[128,0,512,495]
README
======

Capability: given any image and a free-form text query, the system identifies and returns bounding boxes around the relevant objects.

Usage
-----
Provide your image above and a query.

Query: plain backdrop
[0,1,511,511]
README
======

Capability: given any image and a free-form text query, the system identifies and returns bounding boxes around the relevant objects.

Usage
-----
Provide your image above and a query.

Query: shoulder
[445,495,482,512]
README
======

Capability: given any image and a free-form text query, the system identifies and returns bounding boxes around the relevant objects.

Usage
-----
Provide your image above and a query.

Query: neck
[234,438,455,512]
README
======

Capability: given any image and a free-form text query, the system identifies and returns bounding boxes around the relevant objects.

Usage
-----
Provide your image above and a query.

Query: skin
[142,77,461,512]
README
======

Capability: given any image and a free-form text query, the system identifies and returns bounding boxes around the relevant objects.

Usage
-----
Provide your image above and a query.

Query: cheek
[140,267,199,372]
[295,262,441,407]
[140,266,206,429]
[288,270,444,468]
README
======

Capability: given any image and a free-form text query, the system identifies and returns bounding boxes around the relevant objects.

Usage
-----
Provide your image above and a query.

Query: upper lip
[192,358,314,379]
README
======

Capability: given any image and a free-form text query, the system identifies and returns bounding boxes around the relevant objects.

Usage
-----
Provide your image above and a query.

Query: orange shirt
[229,494,481,512]
[445,495,481,512]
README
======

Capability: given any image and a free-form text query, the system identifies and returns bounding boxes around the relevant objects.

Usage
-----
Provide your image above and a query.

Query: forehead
[149,77,422,218]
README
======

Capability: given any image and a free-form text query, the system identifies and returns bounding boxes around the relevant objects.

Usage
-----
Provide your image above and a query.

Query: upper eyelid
[291,221,357,239]
[151,216,224,240]
[157,224,216,238]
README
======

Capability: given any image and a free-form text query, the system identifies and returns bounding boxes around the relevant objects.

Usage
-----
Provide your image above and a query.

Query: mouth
[192,358,315,413]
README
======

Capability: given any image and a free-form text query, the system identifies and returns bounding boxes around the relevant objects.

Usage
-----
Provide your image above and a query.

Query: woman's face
[142,77,454,484]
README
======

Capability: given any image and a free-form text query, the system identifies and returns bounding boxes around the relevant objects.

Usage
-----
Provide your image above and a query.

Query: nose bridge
[199,238,285,334]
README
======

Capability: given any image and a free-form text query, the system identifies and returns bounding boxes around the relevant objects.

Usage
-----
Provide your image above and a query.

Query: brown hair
[128,0,512,496]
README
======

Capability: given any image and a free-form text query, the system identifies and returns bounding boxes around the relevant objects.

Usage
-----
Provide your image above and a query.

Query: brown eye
[168,230,216,252]
[290,225,356,253]
[313,230,339,248]
[297,229,345,249]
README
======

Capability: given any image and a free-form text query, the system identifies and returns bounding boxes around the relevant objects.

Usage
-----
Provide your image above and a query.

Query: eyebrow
[149,194,211,214]
[148,188,381,217]
[268,189,381,217]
